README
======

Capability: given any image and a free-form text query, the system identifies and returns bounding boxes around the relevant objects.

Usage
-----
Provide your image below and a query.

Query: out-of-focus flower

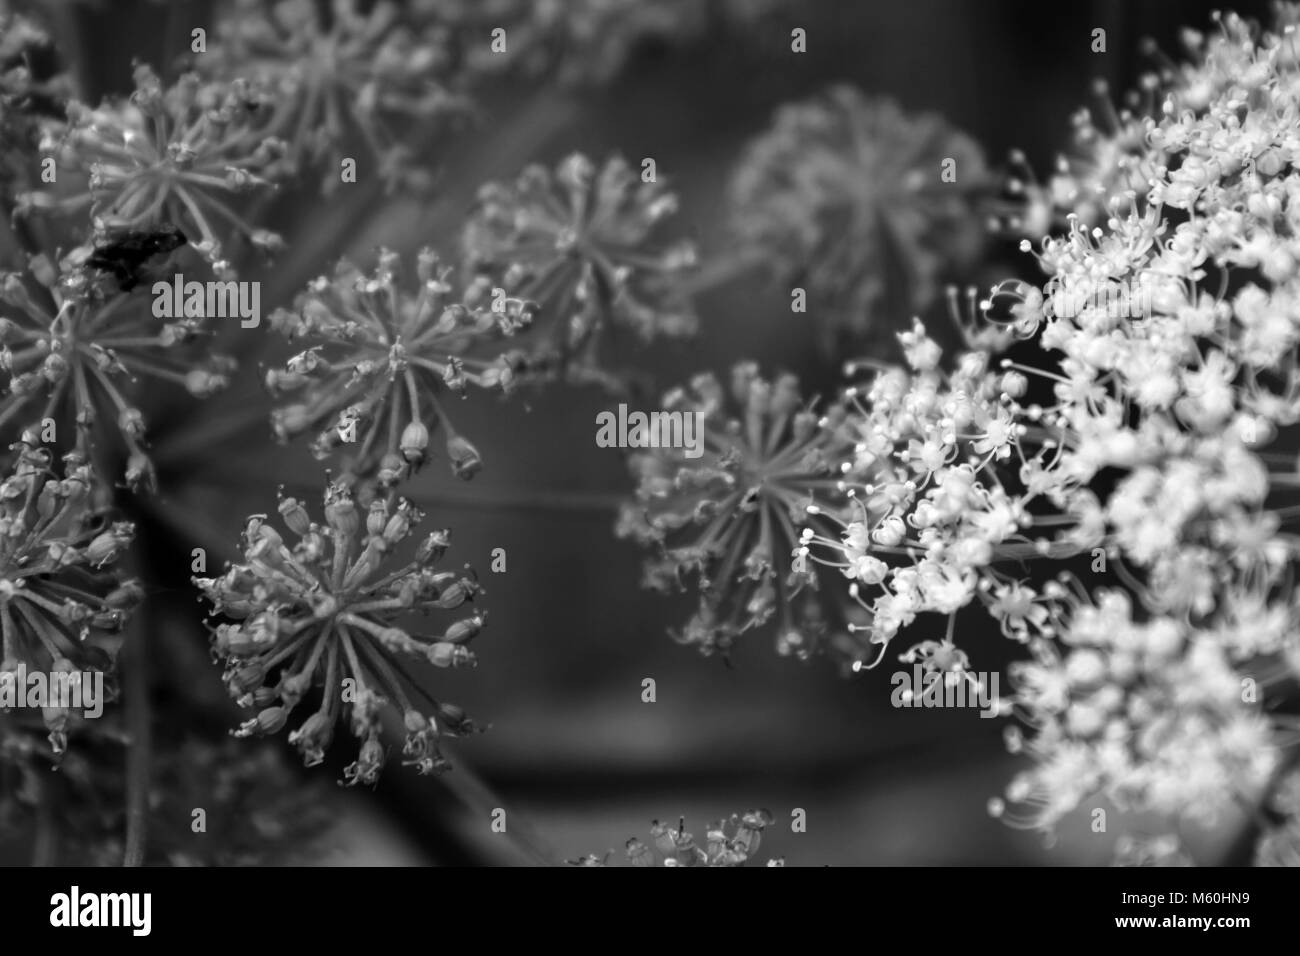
[1256,766,1300,866]
[23,64,290,271]
[569,808,779,867]
[267,247,522,488]
[195,478,485,784]
[0,719,336,865]
[0,248,235,489]
[462,153,697,382]
[727,86,989,348]
[425,0,793,87]
[992,586,1280,833]
[202,0,467,194]
[0,7,71,228]
[0,440,137,756]
[616,363,851,661]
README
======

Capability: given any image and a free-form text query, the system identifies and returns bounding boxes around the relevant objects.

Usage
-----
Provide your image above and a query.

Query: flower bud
[227,661,267,695]
[272,404,314,438]
[278,670,313,705]
[85,523,132,567]
[41,351,68,383]
[382,502,419,545]
[277,495,312,536]
[446,435,482,480]
[236,705,289,738]
[43,703,71,754]
[436,702,473,734]
[366,499,388,536]
[377,453,406,487]
[435,577,479,609]
[1000,371,1028,398]
[426,642,460,667]
[325,492,359,537]
[117,407,146,439]
[251,686,280,708]
[400,421,429,464]
[288,711,334,766]
[442,612,484,645]
[124,452,154,492]
[376,627,415,654]
[396,703,426,732]
[35,481,59,520]
[106,580,145,609]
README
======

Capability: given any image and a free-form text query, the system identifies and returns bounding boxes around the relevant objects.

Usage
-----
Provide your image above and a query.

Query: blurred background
[2,0,1279,866]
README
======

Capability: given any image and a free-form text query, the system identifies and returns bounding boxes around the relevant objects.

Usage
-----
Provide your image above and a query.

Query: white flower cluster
[993,9,1300,835]
[811,8,1300,848]
[801,314,1056,672]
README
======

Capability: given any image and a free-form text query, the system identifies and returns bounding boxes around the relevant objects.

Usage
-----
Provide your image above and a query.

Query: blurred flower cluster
[423,0,793,87]
[0,721,335,865]
[726,86,990,350]
[201,0,468,194]
[616,363,855,662]
[462,152,697,385]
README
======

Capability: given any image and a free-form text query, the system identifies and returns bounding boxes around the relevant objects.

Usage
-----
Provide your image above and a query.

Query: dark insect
[86,225,189,292]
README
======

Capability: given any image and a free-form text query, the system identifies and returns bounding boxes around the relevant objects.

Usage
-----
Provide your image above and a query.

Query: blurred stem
[41,3,90,99]
[391,656,557,866]
[149,395,272,465]
[442,752,558,866]
[122,625,151,867]
[1222,743,1300,865]
[410,488,623,514]
[32,773,57,866]
[681,247,766,296]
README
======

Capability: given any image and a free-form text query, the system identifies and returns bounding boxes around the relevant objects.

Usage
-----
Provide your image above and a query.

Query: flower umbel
[617,364,851,661]
[462,153,697,383]
[195,478,485,784]
[268,248,521,487]
[0,248,234,489]
[26,64,289,270]
[727,86,989,347]
[0,441,137,755]
[203,0,467,194]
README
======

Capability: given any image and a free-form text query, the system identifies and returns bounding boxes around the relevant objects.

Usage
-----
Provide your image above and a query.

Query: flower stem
[32,774,57,866]
[409,488,624,515]
[122,626,152,867]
